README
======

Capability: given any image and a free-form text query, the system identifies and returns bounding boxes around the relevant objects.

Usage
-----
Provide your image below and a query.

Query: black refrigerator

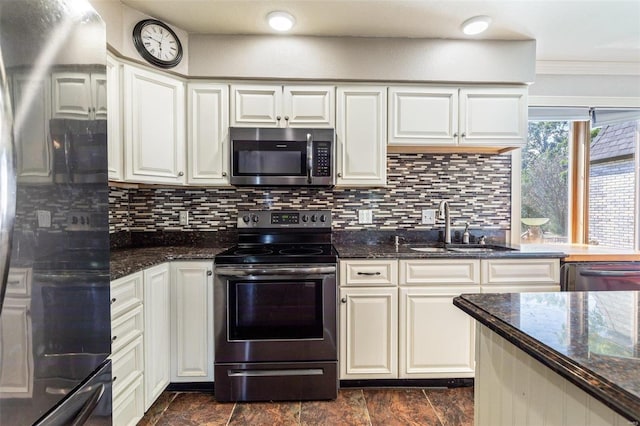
[0,1,112,424]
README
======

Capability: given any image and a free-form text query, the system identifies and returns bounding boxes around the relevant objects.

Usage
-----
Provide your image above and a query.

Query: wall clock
[132,19,183,69]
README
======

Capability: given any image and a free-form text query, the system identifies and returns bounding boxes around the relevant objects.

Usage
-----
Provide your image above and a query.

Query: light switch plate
[179,211,189,225]
[358,209,373,224]
[421,209,436,225]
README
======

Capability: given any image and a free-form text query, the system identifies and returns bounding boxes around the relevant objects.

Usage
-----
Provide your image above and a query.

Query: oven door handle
[215,266,336,277]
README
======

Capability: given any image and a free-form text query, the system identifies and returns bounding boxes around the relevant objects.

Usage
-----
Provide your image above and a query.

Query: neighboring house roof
[590,120,638,163]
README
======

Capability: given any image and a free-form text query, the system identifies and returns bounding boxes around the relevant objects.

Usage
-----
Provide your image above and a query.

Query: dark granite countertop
[110,245,227,280]
[454,291,640,422]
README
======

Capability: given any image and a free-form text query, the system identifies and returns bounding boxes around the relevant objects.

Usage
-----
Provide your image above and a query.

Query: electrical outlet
[421,209,436,225]
[179,211,189,226]
[358,209,373,224]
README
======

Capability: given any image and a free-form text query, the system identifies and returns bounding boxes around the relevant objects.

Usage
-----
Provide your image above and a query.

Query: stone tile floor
[139,386,473,425]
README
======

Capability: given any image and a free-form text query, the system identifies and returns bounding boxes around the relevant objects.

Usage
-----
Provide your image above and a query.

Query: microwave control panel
[313,141,332,177]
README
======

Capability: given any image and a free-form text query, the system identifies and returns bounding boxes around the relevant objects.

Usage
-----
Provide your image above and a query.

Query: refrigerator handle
[0,52,17,315]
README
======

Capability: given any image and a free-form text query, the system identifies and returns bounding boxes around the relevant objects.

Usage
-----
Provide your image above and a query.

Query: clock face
[133,19,183,69]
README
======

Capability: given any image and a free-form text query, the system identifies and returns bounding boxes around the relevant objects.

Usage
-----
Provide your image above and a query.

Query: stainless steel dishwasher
[562,262,640,291]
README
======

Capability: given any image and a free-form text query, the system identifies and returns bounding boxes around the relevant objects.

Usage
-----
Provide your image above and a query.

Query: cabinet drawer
[111,305,143,353]
[112,374,144,426]
[340,260,398,286]
[481,259,560,285]
[112,335,143,397]
[481,284,560,294]
[111,272,143,319]
[399,259,480,285]
[7,268,31,297]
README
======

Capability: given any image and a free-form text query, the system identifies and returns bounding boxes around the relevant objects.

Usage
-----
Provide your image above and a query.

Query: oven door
[214,264,337,363]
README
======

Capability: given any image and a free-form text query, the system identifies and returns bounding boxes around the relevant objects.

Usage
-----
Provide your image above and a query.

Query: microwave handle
[306,132,313,184]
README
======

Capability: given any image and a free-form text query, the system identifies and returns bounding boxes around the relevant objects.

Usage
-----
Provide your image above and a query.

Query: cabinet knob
[111,335,117,343]
[341,297,347,303]
[112,376,117,382]
[284,116,289,121]
[337,172,342,178]
[207,270,213,276]
[178,171,184,176]
[276,115,282,121]
[222,172,227,177]
[453,133,458,138]
[111,297,116,304]
[461,133,466,138]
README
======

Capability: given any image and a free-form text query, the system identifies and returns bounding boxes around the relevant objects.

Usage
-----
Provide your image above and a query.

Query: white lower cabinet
[339,286,398,379]
[110,271,144,426]
[170,262,214,382]
[143,263,171,411]
[399,286,477,378]
[480,258,560,293]
[398,259,480,379]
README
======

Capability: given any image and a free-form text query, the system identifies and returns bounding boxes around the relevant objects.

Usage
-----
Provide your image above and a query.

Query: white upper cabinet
[10,73,52,183]
[336,86,387,187]
[187,83,230,186]
[123,64,186,184]
[388,85,527,151]
[231,84,334,128]
[459,87,528,148]
[388,87,458,146]
[106,54,123,181]
[51,71,107,120]
[283,86,334,127]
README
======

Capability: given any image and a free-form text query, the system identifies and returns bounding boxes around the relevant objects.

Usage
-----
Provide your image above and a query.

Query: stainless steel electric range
[213,210,338,402]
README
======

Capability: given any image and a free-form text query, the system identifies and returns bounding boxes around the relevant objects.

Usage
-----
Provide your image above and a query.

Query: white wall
[188,35,536,83]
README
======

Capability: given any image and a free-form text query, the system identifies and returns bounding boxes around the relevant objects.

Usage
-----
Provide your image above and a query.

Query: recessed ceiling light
[267,11,296,32]
[461,15,492,35]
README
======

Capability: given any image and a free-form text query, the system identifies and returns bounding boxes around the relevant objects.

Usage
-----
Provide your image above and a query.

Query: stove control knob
[320,214,327,222]
[242,215,251,224]
[252,215,259,223]
[311,214,318,222]
[302,215,309,222]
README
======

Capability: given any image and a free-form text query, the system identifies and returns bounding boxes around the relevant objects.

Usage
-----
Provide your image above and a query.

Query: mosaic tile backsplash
[109,153,512,233]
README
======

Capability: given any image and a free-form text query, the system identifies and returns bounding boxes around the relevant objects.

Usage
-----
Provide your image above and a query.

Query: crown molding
[536,60,640,76]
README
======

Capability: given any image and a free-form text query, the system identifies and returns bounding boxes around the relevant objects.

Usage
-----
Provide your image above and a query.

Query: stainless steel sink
[446,247,496,253]
[409,247,448,253]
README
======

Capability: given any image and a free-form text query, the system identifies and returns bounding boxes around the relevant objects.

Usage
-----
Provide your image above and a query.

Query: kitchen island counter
[454,291,640,424]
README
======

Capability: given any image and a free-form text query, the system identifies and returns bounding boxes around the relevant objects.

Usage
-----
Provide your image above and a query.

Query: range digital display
[271,212,299,224]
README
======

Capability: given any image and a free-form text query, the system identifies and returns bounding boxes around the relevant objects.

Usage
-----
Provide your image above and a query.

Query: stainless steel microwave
[230,127,335,186]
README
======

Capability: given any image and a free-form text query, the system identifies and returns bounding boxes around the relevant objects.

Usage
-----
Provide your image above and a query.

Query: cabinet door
[339,287,397,379]
[399,286,477,378]
[336,86,387,186]
[283,85,334,128]
[106,55,123,181]
[143,263,170,410]
[123,65,185,184]
[459,87,527,147]
[51,72,92,119]
[11,74,52,183]
[187,83,230,185]
[170,262,214,382]
[388,87,458,146]
[0,298,33,397]
[91,72,108,120]
[230,84,282,127]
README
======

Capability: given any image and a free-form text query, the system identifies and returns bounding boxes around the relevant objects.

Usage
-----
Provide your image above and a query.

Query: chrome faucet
[438,200,451,244]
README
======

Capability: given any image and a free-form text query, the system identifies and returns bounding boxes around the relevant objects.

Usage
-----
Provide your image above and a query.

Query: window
[521,107,640,250]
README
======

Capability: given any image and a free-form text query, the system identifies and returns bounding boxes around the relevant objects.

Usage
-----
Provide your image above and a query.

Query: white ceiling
[120,0,640,63]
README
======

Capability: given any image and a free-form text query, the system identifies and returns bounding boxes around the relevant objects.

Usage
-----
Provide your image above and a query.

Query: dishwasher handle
[579,269,640,278]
